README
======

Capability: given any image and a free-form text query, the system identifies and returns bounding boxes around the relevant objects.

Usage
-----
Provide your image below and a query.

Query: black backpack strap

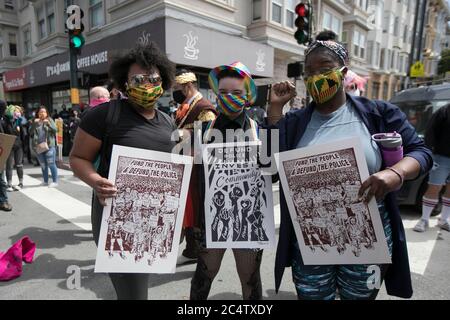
[98,99,121,177]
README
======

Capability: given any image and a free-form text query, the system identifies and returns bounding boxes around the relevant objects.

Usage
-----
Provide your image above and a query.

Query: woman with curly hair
[70,42,177,300]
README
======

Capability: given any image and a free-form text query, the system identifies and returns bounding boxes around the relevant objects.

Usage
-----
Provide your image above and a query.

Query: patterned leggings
[291,203,393,300]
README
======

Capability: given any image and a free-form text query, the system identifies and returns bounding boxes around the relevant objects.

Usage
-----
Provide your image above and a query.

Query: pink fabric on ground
[0,236,36,281]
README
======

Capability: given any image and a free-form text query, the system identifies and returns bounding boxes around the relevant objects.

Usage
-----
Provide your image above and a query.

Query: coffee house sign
[46,51,108,77]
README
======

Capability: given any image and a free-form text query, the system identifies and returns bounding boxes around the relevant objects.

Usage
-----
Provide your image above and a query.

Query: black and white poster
[275,138,391,265]
[203,141,275,249]
[95,145,192,273]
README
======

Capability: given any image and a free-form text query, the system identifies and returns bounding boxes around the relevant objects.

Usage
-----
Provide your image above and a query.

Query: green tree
[438,49,450,75]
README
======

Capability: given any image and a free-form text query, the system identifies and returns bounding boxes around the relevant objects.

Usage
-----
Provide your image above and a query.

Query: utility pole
[66,5,85,112]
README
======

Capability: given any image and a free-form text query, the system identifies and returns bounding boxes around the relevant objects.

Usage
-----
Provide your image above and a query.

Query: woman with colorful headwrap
[190,62,264,300]
[4,105,27,191]
[266,31,432,299]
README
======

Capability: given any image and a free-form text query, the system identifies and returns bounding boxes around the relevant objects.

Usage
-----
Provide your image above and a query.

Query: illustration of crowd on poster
[95,146,192,273]
[276,138,390,265]
[203,142,275,249]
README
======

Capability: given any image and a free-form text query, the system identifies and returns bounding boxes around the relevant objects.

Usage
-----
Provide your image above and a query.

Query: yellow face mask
[305,67,345,104]
[126,84,164,109]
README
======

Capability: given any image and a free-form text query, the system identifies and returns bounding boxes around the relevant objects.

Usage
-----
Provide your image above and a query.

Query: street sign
[410,61,425,78]
[66,5,82,30]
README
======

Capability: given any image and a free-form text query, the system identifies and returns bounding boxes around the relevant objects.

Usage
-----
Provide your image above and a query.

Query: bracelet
[386,167,404,188]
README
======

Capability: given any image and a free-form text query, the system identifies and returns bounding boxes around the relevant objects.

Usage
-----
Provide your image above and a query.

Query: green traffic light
[71,36,84,49]
[72,36,83,48]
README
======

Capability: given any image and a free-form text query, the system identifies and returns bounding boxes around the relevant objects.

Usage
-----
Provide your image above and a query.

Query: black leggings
[91,195,149,300]
[6,144,24,185]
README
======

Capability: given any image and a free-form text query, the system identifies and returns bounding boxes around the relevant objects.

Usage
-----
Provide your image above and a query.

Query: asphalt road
[0,166,449,300]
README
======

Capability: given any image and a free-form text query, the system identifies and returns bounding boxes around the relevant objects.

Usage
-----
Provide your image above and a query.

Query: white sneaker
[413,219,429,232]
[48,183,58,188]
[437,219,450,232]
[6,186,14,192]
[39,182,49,187]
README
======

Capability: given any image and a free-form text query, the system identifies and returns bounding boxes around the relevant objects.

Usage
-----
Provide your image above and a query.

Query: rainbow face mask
[305,67,345,104]
[217,94,247,118]
[126,84,164,110]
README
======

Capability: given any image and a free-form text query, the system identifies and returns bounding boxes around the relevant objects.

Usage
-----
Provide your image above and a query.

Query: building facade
[2,0,449,110]
[422,0,450,78]
[1,0,304,112]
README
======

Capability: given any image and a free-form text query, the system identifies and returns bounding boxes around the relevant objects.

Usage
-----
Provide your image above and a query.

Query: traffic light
[66,5,85,54]
[294,2,311,45]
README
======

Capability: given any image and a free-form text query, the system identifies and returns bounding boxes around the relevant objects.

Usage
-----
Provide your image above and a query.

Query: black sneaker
[0,202,13,211]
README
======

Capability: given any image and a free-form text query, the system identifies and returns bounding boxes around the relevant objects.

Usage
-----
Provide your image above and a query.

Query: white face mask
[348,88,360,96]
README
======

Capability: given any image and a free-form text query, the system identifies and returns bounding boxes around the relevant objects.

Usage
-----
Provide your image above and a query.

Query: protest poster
[202,141,275,249]
[0,133,16,171]
[95,145,192,273]
[275,137,391,265]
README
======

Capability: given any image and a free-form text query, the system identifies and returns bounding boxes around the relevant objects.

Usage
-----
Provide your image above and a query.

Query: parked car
[390,83,450,212]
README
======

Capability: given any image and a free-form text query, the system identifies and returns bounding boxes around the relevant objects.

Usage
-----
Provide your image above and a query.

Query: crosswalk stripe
[19,173,92,231]
[402,218,440,275]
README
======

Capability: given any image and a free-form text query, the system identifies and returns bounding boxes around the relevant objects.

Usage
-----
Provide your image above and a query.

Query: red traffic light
[295,3,309,17]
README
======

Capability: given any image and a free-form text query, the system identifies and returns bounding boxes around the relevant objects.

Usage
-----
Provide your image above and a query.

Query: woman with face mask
[4,105,27,191]
[189,62,265,300]
[30,106,58,188]
[69,42,177,300]
[266,31,432,299]
[172,69,217,266]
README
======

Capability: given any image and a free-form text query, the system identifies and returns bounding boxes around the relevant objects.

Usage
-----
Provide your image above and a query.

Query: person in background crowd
[70,42,178,300]
[172,68,217,265]
[30,106,59,188]
[267,30,432,300]
[26,109,40,167]
[58,104,71,122]
[69,110,81,146]
[0,100,13,211]
[414,103,450,232]
[89,86,111,108]
[344,69,368,97]
[51,110,59,120]
[4,105,27,191]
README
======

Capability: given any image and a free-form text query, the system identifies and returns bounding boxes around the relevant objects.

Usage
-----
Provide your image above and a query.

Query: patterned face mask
[305,67,345,104]
[126,84,164,110]
[217,93,247,117]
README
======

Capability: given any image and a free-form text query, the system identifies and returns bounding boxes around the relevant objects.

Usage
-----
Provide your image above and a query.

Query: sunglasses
[129,74,162,87]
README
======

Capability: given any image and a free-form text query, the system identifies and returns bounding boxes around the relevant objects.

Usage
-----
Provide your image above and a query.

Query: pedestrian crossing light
[294,2,311,45]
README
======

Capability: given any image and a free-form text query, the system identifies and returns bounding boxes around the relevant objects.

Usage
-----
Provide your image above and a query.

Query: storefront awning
[3,17,274,92]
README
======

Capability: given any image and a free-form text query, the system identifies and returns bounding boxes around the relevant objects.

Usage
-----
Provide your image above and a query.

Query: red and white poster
[95,145,192,273]
[275,138,391,265]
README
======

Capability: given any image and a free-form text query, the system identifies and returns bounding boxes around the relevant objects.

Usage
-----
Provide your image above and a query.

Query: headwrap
[208,61,257,105]
[175,72,197,85]
[305,40,350,66]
